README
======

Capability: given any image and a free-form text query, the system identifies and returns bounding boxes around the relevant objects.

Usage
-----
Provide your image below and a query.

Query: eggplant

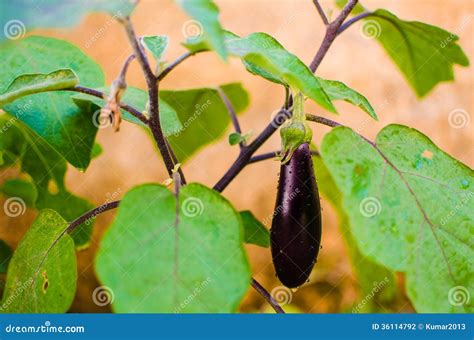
[271,142,322,288]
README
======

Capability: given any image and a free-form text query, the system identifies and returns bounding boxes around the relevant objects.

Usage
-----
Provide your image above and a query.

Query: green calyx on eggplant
[271,91,322,288]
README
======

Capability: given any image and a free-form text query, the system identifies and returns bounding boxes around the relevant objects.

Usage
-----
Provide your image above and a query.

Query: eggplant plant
[0,0,472,314]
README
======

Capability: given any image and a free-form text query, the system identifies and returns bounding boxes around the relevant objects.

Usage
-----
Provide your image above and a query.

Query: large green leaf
[0,115,94,248]
[160,83,249,162]
[177,0,227,60]
[0,36,105,170]
[321,125,473,312]
[0,69,78,107]
[312,152,396,312]
[347,7,469,97]
[72,86,183,136]
[0,0,136,42]
[1,210,76,313]
[95,183,251,312]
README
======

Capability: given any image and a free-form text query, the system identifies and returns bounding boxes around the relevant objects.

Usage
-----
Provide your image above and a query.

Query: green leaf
[321,124,474,312]
[239,211,270,248]
[312,151,396,312]
[0,178,37,207]
[361,9,468,97]
[0,115,95,248]
[143,36,169,62]
[177,0,228,60]
[224,32,335,113]
[91,142,103,159]
[0,240,13,274]
[0,69,78,107]
[95,183,251,312]
[0,36,105,170]
[71,86,183,136]
[1,210,76,313]
[317,78,378,120]
[0,0,136,42]
[160,83,249,162]
[228,132,243,146]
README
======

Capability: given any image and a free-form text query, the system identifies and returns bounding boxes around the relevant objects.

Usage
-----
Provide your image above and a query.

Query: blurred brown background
[1,0,472,313]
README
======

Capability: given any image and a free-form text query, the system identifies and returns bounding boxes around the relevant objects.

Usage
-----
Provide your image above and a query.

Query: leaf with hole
[321,124,473,312]
[1,210,76,313]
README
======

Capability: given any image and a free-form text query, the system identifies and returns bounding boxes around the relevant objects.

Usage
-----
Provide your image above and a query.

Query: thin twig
[305,113,342,128]
[338,12,372,34]
[251,278,285,314]
[217,87,245,148]
[249,149,320,164]
[119,54,136,80]
[69,85,148,124]
[157,51,194,81]
[309,0,359,72]
[67,201,121,233]
[121,17,179,180]
[213,109,292,192]
[312,0,329,25]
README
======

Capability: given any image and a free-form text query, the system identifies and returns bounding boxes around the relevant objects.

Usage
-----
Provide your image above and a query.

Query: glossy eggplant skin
[271,143,322,288]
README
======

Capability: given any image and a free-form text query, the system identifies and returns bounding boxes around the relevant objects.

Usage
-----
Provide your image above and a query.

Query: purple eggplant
[271,143,322,288]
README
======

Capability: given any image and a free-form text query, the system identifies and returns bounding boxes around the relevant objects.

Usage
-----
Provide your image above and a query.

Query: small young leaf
[142,36,169,62]
[228,132,243,146]
[321,124,474,312]
[0,36,105,170]
[161,83,249,162]
[317,78,378,120]
[177,0,228,60]
[0,69,78,107]
[1,210,77,313]
[95,183,251,312]
[0,240,13,274]
[91,142,103,159]
[240,211,270,248]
